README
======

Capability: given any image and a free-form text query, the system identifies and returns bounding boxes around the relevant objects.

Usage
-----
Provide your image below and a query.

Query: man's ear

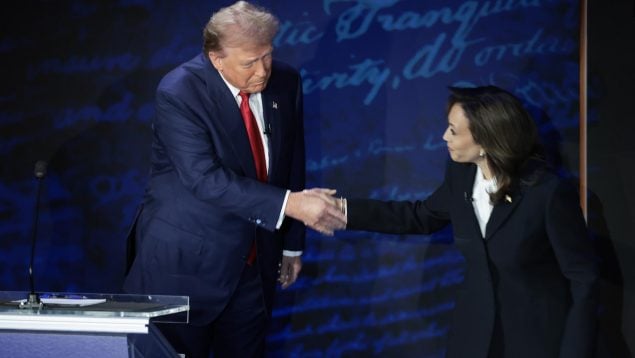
[208,51,223,71]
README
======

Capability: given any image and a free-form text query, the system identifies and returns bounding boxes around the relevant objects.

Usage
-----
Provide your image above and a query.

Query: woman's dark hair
[447,85,544,203]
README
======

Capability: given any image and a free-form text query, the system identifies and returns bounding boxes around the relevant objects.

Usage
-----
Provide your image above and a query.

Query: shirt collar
[217,71,261,99]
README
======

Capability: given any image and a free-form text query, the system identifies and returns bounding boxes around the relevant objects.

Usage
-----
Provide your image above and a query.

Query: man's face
[209,44,273,94]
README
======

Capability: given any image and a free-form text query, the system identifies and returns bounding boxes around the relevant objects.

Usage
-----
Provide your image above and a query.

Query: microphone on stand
[20,160,47,309]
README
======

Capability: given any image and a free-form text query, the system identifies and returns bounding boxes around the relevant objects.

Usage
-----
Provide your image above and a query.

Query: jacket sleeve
[347,163,453,234]
[545,180,598,358]
[154,88,286,232]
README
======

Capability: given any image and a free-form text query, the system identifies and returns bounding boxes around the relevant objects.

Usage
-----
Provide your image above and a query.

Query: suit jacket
[123,54,305,325]
[347,160,598,358]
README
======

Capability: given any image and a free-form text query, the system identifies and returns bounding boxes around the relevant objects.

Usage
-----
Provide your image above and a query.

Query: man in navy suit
[124,2,346,357]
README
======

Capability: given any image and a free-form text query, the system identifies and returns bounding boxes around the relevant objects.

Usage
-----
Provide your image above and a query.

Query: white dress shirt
[219,74,300,257]
[471,166,497,238]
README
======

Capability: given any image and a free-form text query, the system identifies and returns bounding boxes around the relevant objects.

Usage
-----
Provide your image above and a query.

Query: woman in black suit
[335,86,598,357]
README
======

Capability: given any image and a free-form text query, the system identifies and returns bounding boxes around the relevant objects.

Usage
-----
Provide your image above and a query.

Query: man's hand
[285,188,346,235]
[278,255,302,289]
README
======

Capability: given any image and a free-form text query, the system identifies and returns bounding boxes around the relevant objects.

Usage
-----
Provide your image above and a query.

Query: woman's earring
[479,149,485,157]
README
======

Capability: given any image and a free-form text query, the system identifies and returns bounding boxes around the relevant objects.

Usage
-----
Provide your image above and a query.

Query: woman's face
[443,103,484,164]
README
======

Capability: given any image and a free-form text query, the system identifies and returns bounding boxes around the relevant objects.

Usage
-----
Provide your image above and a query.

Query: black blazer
[347,160,598,358]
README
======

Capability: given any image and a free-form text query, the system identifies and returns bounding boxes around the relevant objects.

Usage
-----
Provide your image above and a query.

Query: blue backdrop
[1,0,581,356]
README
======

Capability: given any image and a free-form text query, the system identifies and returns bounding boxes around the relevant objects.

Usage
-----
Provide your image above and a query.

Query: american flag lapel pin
[272,101,278,109]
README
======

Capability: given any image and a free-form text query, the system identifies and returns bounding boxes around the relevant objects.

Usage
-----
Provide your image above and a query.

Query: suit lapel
[460,164,483,238]
[484,159,547,240]
[459,163,524,240]
[261,87,280,182]
[202,57,257,179]
[485,186,523,240]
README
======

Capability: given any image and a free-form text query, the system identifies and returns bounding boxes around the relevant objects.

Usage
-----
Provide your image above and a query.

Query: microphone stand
[20,162,46,309]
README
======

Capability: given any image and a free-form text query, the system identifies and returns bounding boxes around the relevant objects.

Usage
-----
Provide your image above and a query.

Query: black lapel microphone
[263,123,272,137]
[20,160,47,309]
[464,192,473,203]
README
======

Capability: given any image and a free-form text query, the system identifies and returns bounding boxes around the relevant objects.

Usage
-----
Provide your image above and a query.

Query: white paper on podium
[41,298,106,307]
[13,298,106,307]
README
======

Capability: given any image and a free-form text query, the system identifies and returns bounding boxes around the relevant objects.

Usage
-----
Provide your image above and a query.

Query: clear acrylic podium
[0,291,189,358]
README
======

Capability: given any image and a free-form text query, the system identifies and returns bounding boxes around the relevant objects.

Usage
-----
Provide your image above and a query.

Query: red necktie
[239,91,268,182]
[238,91,267,265]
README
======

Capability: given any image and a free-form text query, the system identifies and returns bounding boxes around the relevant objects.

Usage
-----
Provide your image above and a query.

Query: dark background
[586,0,635,356]
[0,0,632,356]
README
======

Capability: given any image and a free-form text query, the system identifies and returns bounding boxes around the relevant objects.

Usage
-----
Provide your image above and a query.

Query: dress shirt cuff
[343,197,348,228]
[283,250,303,257]
[276,190,291,229]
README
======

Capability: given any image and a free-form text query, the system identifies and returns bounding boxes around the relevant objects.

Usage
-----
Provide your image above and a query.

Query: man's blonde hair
[203,1,279,55]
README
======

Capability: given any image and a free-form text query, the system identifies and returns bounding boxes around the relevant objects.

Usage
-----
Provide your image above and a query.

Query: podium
[0,291,189,358]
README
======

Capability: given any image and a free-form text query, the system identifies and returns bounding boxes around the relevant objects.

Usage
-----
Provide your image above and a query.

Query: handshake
[285,188,347,235]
